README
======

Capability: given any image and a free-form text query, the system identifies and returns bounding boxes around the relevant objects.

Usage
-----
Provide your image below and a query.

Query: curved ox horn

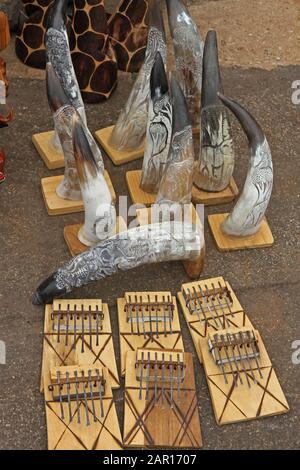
[218,93,273,237]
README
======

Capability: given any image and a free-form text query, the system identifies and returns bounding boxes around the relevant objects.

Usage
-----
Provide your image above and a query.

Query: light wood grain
[44,366,122,450]
[95,125,144,165]
[123,351,202,448]
[32,131,64,169]
[192,177,238,205]
[63,217,127,256]
[41,171,116,215]
[200,330,289,425]
[208,213,274,251]
[126,170,156,206]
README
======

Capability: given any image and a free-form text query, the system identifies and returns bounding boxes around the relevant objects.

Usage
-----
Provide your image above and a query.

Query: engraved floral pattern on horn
[194,30,234,192]
[140,51,172,193]
[109,0,167,151]
[166,0,203,129]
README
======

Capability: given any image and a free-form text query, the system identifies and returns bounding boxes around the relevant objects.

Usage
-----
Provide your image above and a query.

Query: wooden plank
[32,131,64,170]
[63,216,127,256]
[177,277,247,363]
[41,300,120,391]
[41,171,116,216]
[200,330,289,425]
[117,293,184,376]
[44,366,123,450]
[208,213,274,251]
[123,351,202,448]
[192,177,238,206]
[95,125,144,165]
[126,170,156,206]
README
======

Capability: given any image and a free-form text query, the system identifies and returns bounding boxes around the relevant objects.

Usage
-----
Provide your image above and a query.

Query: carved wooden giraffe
[16,1,149,101]
[108,0,149,72]
[69,0,118,103]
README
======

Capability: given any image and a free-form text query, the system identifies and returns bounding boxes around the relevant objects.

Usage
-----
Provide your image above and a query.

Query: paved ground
[0,0,299,450]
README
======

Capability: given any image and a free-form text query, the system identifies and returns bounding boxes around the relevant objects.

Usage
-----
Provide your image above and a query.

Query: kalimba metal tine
[154,352,158,405]
[140,294,146,339]
[169,354,174,408]
[191,286,205,324]
[65,371,73,422]
[134,294,140,336]
[147,294,153,339]
[168,295,173,335]
[74,370,81,424]
[227,333,251,388]
[247,330,263,379]
[202,284,222,328]
[155,294,159,339]
[212,334,228,384]
[177,353,181,402]
[218,280,234,317]
[161,353,165,408]
[129,295,133,334]
[95,304,99,347]
[56,370,64,420]
[145,352,151,401]
[212,282,230,327]
[88,370,97,422]
[57,303,61,343]
[138,351,144,400]
[221,334,238,385]
[96,368,104,418]
[88,305,92,349]
[82,370,90,426]
[73,304,77,349]
[227,332,246,386]
[163,295,167,337]
[238,331,256,385]
[81,304,85,353]
[65,304,70,346]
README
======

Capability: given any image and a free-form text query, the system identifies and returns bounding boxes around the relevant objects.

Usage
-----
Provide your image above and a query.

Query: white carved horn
[218,93,273,236]
[33,221,204,305]
[72,112,116,246]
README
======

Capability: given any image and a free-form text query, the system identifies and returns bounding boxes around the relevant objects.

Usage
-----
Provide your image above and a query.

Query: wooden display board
[192,177,238,206]
[178,276,247,363]
[208,214,274,251]
[64,216,127,256]
[44,365,123,450]
[117,292,184,376]
[123,350,202,448]
[95,125,144,165]
[200,328,289,425]
[41,171,116,216]
[126,170,156,206]
[32,131,64,170]
[41,300,120,391]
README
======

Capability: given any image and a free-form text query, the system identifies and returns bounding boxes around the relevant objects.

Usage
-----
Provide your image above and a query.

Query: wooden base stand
[64,217,127,256]
[126,170,156,205]
[200,330,289,425]
[95,125,144,165]
[41,171,116,216]
[32,131,64,170]
[123,350,202,448]
[208,213,274,251]
[192,177,238,206]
